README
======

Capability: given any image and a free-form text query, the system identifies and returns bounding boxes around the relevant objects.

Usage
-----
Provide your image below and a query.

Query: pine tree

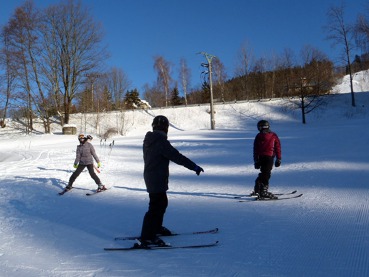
[201,81,210,103]
[170,87,183,106]
[124,89,141,109]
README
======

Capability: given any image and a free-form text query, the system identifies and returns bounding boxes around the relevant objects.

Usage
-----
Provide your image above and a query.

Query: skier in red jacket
[253,120,281,199]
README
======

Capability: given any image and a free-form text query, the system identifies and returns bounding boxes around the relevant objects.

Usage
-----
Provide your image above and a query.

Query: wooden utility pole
[199,52,216,130]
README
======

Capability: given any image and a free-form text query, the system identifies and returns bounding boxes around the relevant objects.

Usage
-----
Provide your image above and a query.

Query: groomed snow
[0,73,369,276]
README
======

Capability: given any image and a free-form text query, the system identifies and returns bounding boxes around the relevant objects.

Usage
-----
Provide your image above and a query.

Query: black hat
[257,120,270,131]
[152,115,169,133]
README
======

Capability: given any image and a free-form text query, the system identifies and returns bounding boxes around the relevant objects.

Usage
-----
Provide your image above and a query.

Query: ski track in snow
[1,91,369,276]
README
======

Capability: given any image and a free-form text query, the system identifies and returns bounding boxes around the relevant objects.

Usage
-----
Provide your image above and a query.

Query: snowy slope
[0,73,369,276]
[332,70,369,94]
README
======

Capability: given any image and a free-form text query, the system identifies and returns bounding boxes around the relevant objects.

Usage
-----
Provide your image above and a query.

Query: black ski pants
[68,164,101,186]
[140,192,168,240]
[255,156,274,191]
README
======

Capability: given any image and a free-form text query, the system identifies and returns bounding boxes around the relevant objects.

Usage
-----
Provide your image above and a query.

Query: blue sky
[1,0,367,95]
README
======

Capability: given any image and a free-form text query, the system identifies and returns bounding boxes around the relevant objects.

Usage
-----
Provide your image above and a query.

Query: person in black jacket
[137,115,204,248]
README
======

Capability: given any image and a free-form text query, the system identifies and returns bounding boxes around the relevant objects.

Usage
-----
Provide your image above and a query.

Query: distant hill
[1,71,368,138]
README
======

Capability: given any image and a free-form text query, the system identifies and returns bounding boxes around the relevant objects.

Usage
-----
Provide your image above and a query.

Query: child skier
[253,120,281,199]
[64,134,106,193]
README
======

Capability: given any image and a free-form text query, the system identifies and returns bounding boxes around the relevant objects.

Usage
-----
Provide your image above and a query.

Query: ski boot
[59,185,73,195]
[259,185,278,200]
[97,184,107,192]
[251,180,262,197]
[259,191,278,200]
[134,237,169,249]
[157,226,172,236]
[258,183,278,199]
[250,191,258,197]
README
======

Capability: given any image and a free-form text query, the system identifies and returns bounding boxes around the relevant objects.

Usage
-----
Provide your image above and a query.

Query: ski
[104,241,219,251]
[114,227,219,241]
[234,190,297,199]
[58,187,109,196]
[239,193,303,202]
[275,190,297,196]
[86,188,109,196]
[58,188,72,195]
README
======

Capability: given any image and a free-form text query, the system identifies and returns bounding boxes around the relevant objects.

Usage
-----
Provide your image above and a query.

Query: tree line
[1,1,369,132]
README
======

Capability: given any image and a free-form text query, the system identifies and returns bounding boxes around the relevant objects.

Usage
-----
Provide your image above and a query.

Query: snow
[332,70,369,94]
[1,72,369,276]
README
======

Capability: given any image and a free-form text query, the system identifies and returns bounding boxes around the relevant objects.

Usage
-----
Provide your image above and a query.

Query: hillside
[0,73,368,277]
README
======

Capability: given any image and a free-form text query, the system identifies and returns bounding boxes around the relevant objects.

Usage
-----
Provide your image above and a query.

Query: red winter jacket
[253,131,281,161]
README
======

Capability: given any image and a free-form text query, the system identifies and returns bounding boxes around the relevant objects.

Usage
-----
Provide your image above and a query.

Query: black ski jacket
[143,130,196,193]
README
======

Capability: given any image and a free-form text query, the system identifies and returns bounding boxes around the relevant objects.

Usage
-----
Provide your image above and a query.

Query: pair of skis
[104,228,219,251]
[59,163,101,195]
[235,190,303,202]
[58,186,109,196]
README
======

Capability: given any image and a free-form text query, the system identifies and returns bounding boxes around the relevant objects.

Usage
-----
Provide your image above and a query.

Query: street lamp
[198,52,216,130]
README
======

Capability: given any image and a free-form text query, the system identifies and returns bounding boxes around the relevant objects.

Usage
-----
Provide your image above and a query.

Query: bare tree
[277,48,296,97]
[179,58,190,106]
[43,0,108,124]
[0,24,17,127]
[235,42,254,100]
[3,1,43,132]
[212,58,227,102]
[94,76,112,112]
[325,4,356,106]
[355,6,369,65]
[19,2,54,133]
[153,55,172,107]
[290,45,334,124]
[40,3,64,125]
[251,57,268,99]
[3,1,91,133]
[107,67,131,110]
[267,53,281,99]
[143,83,164,108]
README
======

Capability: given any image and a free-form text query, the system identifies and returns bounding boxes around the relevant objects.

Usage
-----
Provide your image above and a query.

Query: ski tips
[113,227,219,241]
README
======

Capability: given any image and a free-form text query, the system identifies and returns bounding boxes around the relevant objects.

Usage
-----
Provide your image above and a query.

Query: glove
[275,159,281,167]
[97,162,101,168]
[254,161,260,169]
[194,165,204,176]
[73,164,78,168]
